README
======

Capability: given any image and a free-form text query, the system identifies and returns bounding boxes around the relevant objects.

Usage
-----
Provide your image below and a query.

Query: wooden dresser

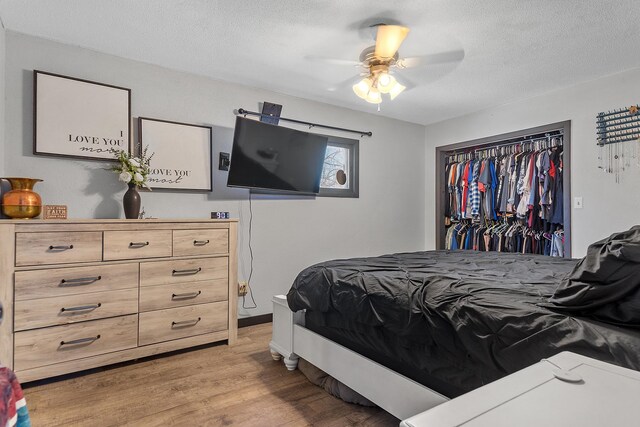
[0,219,238,382]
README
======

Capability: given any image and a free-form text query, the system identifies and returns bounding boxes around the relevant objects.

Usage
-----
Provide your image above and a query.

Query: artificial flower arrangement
[110,146,154,190]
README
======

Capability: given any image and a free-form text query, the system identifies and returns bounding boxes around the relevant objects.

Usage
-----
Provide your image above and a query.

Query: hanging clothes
[443,136,564,257]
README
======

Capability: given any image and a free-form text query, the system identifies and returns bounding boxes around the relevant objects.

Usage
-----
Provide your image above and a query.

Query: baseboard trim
[238,313,273,328]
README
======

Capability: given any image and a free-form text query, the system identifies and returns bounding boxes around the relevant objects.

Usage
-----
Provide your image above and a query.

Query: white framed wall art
[138,117,213,191]
[34,70,131,160]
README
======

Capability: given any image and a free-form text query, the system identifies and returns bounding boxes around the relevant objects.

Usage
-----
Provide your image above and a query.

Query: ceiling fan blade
[396,49,465,68]
[394,74,416,91]
[374,25,410,59]
[305,55,361,66]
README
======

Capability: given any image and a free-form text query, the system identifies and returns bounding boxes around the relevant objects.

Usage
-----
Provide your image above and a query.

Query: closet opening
[434,121,571,258]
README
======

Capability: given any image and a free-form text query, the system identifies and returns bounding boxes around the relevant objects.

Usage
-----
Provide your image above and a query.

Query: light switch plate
[574,196,583,209]
[219,152,230,171]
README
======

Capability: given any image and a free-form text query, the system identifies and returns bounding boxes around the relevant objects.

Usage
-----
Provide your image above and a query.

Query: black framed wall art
[139,117,213,191]
[33,70,132,161]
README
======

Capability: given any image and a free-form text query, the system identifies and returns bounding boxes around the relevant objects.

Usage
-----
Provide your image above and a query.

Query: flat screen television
[227,117,329,194]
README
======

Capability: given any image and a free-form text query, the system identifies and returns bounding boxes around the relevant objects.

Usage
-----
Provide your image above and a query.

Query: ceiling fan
[312,23,465,105]
[352,24,412,104]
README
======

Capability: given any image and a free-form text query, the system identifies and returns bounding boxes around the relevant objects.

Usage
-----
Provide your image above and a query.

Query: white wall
[424,68,640,258]
[3,32,426,317]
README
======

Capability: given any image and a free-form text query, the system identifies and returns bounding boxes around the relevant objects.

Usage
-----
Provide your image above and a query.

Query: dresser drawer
[14,288,139,331]
[172,229,228,257]
[103,230,172,260]
[139,279,228,312]
[14,315,138,372]
[140,257,228,287]
[138,302,228,346]
[15,263,138,300]
[15,232,103,266]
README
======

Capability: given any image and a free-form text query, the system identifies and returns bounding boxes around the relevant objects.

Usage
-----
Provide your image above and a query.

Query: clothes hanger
[496,218,511,234]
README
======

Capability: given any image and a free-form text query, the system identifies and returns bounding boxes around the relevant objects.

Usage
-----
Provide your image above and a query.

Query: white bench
[401,351,640,427]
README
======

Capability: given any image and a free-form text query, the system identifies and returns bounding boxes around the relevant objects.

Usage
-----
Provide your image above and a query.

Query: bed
[270,227,640,419]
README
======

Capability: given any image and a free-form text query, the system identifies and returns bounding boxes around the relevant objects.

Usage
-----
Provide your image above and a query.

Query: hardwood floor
[23,323,399,426]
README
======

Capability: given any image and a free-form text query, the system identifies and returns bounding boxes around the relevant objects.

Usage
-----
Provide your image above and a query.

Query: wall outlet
[238,281,248,296]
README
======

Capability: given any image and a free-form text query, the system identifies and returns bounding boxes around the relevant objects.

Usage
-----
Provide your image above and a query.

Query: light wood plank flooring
[23,323,399,426]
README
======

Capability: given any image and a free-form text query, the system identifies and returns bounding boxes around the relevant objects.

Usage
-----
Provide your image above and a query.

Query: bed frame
[268,295,449,420]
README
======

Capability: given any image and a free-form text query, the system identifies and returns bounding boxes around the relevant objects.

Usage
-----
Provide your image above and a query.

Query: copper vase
[1,178,43,219]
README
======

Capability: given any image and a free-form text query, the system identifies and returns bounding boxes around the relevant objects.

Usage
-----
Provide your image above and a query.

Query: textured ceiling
[1,1,640,125]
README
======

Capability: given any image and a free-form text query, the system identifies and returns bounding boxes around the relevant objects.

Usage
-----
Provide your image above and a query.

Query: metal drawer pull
[61,303,102,313]
[48,245,74,251]
[172,291,202,300]
[172,267,202,275]
[172,317,201,328]
[193,239,210,246]
[60,276,102,286]
[60,335,101,347]
[129,241,150,248]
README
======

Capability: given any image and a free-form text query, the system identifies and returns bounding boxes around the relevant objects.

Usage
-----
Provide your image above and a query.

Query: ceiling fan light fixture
[352,77,372,100]
[378,72,391,87]
[389,82,406,100]
[376,73,396,94]
[346,22,415,105]
[365,88,382,104]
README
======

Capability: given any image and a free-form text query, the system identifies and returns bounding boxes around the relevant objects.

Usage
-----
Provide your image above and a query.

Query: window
[318,136,359,198]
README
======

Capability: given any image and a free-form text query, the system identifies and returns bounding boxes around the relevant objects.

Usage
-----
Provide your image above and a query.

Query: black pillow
[548,225,640,326]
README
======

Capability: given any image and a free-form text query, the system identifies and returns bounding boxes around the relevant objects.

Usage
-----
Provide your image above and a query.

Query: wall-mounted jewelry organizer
[596,105,640,183]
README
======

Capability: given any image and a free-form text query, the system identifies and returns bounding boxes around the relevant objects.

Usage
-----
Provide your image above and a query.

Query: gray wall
[424,67,640,257]
[0,24,8,209]
[4,31,427,317]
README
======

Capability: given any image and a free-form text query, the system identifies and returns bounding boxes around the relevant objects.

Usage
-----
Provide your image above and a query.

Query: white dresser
[0,219,238,382]
[401,351,640,427]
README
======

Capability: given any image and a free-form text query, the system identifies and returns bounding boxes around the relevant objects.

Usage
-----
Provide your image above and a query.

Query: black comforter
[287,250,640,393]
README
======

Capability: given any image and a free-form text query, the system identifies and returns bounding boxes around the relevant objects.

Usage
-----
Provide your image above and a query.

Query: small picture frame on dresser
[42,205,68,220]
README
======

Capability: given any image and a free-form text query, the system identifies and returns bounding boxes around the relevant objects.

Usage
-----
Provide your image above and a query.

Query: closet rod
[446,130,563,156]
[474,134,563,153]
[235,108,373,137]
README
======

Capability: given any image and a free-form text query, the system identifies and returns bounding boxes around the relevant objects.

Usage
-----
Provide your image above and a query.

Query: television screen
[227,117,329,194]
